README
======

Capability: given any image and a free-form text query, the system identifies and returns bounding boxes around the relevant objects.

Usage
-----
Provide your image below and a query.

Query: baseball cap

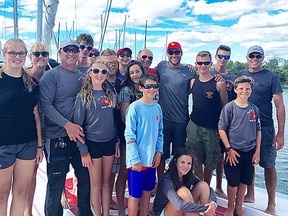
[59,39,79,49]
[167,42,182,51]
[116,47,132,56]
[247,45,264,56]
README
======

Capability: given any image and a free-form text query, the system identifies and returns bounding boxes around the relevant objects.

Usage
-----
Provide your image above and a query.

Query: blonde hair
[79,60,115,109]
[1,38,35,92]
[30,42,49,53]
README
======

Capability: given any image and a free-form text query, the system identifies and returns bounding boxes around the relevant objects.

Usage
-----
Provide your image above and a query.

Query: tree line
[225,56,288,86]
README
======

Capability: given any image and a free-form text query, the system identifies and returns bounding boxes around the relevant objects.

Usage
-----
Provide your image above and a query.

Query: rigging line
[99,0,112,51]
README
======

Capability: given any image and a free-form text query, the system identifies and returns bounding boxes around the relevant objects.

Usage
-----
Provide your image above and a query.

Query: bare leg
[0,165,14,216]
[109,172,118,209]
[102,155,114,216]
[140,191,151,216]
[116,145,128,216]
[61,189,70,209]
[203,167,213,185]
[24,164,38,216]
[244,170,255,203]
[215,154,228,199]
[10,159,35,216]
[128,196,139,216]
[224,185,237,216]
[264,166,276,215]
[234,183,246,216]
[157,160,166,180]
[194,165,204,180]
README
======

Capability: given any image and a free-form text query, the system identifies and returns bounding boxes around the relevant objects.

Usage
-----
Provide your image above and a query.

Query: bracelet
[227,148,234,155]
[37,146,44,150]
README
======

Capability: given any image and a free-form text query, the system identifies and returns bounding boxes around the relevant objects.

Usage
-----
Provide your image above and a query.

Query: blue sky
[1,0,288,67]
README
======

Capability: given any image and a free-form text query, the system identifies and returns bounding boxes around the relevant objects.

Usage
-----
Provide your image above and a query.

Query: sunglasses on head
[6,51,27,58]
[142,84,159,89]
[141,55,153,61]
[62,47,79,53]
[248,54,263,59]
[167,50,181,56]
[119,53,131,58]
[197,62,211,66]
[217,54,230,60]
[89,52,99,57]
[79,44,93,51]
[32,51,49,57]
[90,68,108,75]
[106,60,118,67]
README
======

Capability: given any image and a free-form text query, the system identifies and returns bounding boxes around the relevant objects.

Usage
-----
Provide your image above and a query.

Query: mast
[144,20,148,49]
[13,0,19,38]
[36,0,43,42]
[122,15,127,47]
[42,0,59,47]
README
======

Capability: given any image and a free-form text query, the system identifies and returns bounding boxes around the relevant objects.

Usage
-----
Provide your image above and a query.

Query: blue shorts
[0,140,37,170]
[128,167,156,198]
[224,148,255,187]
[259,126,276,168]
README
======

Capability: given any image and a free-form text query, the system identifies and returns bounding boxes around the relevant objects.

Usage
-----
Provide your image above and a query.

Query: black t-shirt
[0,72,39,145]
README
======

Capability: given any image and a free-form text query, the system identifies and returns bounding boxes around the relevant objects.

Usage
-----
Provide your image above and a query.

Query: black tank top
[190,77,222,129]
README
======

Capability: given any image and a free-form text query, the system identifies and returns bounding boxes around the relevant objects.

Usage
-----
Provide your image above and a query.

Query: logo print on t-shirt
[156,115,159,121]
[99,96,111,108]
[248,110,256,122]
[206,91,214,99]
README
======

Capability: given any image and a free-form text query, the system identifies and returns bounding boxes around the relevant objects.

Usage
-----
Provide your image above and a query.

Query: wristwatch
[37,145,44,150]
[225,146,232,152]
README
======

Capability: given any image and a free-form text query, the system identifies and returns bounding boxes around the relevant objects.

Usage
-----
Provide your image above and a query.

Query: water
[254,88,288,195]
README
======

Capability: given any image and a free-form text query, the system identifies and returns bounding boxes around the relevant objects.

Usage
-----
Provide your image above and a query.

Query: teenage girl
[0,38,42,215]
[116,60,146,216]
[73,59,120,216]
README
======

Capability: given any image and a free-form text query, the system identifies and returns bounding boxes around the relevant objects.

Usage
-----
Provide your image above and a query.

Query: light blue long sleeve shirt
[125,100,163,168]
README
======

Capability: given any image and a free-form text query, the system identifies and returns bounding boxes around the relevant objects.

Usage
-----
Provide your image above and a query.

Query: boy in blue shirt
[218,75,261,216]
[125,74,163,216]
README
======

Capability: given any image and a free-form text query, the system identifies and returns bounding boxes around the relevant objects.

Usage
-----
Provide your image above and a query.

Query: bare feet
[61,192,70,209]
[215,187,228,199]
[224,208,234,216]
[234,209,246,216]
[243,194,255,203]
[110,199,118,210]
[264,206,276,215]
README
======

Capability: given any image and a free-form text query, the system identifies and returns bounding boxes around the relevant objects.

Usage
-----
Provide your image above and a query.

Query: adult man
[155,42,195,179]
[76,33,94,73]
[186,51,228,185]
[210,45,236,198]
[137,49,159,80]
[238,45,285,215]
[40,39,92,216]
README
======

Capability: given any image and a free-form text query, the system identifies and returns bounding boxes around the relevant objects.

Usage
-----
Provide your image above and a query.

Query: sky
[1,0,288,67]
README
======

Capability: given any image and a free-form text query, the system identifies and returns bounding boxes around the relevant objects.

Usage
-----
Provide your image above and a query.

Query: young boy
[125,74,163,216]
[218,75,261,216]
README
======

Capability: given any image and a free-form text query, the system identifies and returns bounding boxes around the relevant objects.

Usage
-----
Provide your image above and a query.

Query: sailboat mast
[144,20,148,49]
[13,0,18,38]
[36,0,43,42]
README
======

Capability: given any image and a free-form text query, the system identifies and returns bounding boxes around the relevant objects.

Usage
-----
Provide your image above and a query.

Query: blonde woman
[0,38,42,215]
[24,42,48,216]
[73,59,120,216]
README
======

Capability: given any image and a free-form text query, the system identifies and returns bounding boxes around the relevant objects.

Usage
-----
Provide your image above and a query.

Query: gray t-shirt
[77,65,90,74]
[73,90,117,156]
[238,69,283,127]
[155,61,195,123]
[39,65,85,139]
[218,101,261,152]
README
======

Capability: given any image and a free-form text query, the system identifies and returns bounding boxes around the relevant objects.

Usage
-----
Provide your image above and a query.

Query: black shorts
[86,138,116,159]
[224,148,255,187]
[0,140,37,169]
[162,119,188,161]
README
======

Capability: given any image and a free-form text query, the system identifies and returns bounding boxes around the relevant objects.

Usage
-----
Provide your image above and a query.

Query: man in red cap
[155,41,196,179]
[116,47,132,81]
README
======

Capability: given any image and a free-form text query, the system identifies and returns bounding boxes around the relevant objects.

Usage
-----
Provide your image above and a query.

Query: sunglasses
[90,68,108,75]
[119,53,131,58]
[79,44,93,51]
[142,84,159,89]
[197,62,211,66]
[62,47,79,53]
[106,60,118,67]
[32,51,49,57]
[6,51,27,58]
[89,52,99,57]
[248,54,263,59]
[217,54,230,60]
[167,50,181,55]
[142,55,153,61]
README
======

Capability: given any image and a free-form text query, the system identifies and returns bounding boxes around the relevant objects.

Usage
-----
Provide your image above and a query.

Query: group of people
[0,33,285,216]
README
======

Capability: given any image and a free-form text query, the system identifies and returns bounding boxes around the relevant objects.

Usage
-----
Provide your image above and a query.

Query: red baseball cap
[167,42,182,51]
[116,47,132,56]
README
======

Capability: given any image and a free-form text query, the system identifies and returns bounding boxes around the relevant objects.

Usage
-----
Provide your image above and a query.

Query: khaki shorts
[185,120,220,170]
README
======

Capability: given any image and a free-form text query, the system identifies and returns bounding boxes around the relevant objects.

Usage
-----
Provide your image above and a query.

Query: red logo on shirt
[102,98,109,106]
[156,115,159,121]
[250,111,255,119]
